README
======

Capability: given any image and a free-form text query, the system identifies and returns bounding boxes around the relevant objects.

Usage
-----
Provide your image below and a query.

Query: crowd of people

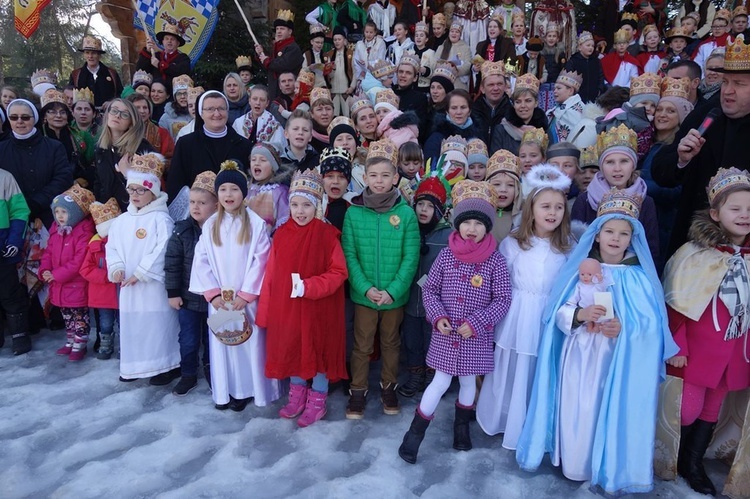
[1,0,750,496]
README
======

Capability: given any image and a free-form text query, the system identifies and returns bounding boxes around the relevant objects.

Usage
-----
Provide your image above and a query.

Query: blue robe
[515,213,679,495]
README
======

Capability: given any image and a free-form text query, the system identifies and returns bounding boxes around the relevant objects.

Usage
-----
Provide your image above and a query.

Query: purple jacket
[423,247,513,376]
[39,217,95,308]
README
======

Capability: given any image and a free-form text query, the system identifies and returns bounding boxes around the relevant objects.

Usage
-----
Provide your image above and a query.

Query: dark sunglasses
[8,115,33,122]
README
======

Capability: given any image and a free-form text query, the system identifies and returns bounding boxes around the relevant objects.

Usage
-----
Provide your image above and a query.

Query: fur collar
[687,209,750,249]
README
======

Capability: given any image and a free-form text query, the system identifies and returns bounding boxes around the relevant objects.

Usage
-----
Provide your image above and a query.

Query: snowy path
[0,331,721,498]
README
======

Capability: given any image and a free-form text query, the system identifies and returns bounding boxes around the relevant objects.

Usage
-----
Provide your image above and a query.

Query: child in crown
[516,189,678,495]
[106,153,181,384]
[661,167,750,496]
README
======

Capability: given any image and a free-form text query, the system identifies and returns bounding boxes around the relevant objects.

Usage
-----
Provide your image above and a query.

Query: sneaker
[345,389,368,420]
[149,368,181,386]
[172,375,198,396]
[381,382,400,415]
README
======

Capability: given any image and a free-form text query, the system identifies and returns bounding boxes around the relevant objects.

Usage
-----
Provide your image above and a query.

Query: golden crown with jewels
[375,88,400,108]
[486,149,521,180]
[90,197,122,225]
[630,72,662,98]
[596,124,637,156]
[515,73,540,94]
[557,69,583,91]
[31,68,58,88]
[481,60,505,78]
[349,97,374,117]
[131,153,166,178]
[433,61,458,82]
[192,171,217,195]
[41,89,66,108]
[722,34,750,73]
[290,169,325,203]
[521,127,549,152]
[451,180,497,207]
[58,184,96,216]
[660,77,691,100]
[366,138,399,165]
[707,167,750,205]
[597,188,643,218]
[440,135,468,157]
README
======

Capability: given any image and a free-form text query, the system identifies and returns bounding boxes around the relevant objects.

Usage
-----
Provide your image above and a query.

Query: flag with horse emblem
[133,0,219,66]
[14,0,52,38]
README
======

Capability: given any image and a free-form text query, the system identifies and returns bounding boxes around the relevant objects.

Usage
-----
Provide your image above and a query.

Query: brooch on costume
[136,228,147,239]
[389,215,400,229]
[471,275,483,288]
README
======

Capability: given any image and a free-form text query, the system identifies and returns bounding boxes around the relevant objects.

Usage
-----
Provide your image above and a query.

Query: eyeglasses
[202,106,228,114]
[706,66,723,71]
[8,115,33,122]
[126,187,149,195]
[711,24,727,29]
[109,108,131,119]
[46,109,67,116]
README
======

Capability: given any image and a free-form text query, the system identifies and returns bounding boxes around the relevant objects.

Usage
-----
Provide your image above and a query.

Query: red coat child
[39,217,95,308]
[80,234,118,310]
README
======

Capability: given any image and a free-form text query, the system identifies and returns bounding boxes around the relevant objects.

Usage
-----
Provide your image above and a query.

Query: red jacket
[79,234,119,309]
[39,218,95,308]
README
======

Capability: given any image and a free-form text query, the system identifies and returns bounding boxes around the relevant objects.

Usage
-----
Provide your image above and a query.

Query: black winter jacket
[165,217,207,313]
[94,139,154,212]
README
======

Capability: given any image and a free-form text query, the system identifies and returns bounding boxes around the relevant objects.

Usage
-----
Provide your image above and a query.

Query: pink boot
[297,390,328,428]
[279,383,308,419]
[69,343,87,362]
[56,332,74,356]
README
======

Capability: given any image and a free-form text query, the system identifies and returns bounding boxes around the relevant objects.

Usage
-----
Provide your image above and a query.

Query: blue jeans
[97,308,117,336]
[291,373,328,392]
[401,313,431,369]
[178,308,209,377]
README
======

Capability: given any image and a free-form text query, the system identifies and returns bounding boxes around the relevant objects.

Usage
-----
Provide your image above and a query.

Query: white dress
[189,208,280,407]
[106,193,180,379]
[476,236,567,449]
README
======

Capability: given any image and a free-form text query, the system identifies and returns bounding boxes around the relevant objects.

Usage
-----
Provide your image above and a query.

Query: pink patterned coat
[423,247,513,376]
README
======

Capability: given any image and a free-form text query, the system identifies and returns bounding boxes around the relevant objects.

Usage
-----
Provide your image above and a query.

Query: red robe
[600,51,643,85]
[257,218,349,381]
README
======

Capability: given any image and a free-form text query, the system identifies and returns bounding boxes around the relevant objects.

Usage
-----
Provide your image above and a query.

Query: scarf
[57,225,72,236]
[718,251,750,341]
[362,187,400,213]
[586,172,648,212]
[448,230,496,264]
[698,79,721,101]
[446,114,474,130]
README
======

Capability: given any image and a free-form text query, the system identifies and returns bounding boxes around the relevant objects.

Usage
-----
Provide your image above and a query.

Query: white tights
[418,370,476,417]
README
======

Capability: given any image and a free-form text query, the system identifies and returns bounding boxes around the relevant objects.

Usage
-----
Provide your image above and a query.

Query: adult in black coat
[255,17,304,100]
[424,89,478,166]
[471,69,512,145]
[135,25,191,93]
[392,60,429,141]
[167,91,252,201]
[68,54,123,109]
[0,99,72,228]
[651,71,750,258]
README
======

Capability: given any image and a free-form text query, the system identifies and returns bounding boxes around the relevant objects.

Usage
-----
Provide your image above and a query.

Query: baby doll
[573,257,610,332]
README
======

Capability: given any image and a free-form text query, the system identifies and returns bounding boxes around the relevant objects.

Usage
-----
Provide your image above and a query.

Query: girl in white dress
[476,164,571,449]
[190,160,280,411]
[107,153,181,384]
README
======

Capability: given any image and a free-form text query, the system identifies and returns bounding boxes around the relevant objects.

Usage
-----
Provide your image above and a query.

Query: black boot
[679,419,717,496]
[453,403,474,451]
[677,423,695,479]
[398,409,432,464]
[8,313,31,355]
[0,312,5,349]
[398,367,426,398]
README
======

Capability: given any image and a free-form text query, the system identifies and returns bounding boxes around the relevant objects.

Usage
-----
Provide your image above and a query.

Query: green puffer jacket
[342,197,420,310]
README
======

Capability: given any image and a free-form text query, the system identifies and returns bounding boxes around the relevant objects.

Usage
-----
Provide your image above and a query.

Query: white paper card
[291,273,302,298]
[417,274,428,288]
[594,292,614,320]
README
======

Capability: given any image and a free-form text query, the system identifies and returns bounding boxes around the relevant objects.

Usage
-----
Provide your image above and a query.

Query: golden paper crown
[62,184,96,216]
[481,60,505,78]
[90,197,121,225]
[515,73,540,94]
[366,138,399,165]
[504,58,520,77]
[187,86,205,103]
[630,72,662,98]
[521,127,549,152]
[723,34,750,72]
[433,61,458,82]
[130,153,166,179]
[466,138,488,159]
[297,70,315,88]
[440,135,468,157]
[41,89,66,108]
[290,169,325,203]
[597,188,643,218]
[327,115,355,135]
[557,69,583,91]
[235,55,252,69]
[309,24,326,36]
[172,74,194,92]
[665,26,692,40]
[707,167,750,205]
[370,59,397,79]
[415,21,429,34]
[80,36,104,53]
[73,88,94,106]
[132,69,153,86]
[398,52,421,71]
[486,149,521,180]
[733,6,748,19]
[578,31,594,46]
[660,77,691,100]
[545,22,560,34]
[31,68,58,88]
[450,20,463,32]
[432,13,447,26]
[620,12,639,24]
[613,28,632,44]
[580,145,598,168]
[451,180,497,207]
[375,88,400,109]
[642,24,659,37]
[716,9,732,22]
[511,12,525,25]
[350,97,374,117]
[320,146,352,163]
[310,87,332,106]
[277,9,294,22]
[596,123,638,156]
[192,170,217,195]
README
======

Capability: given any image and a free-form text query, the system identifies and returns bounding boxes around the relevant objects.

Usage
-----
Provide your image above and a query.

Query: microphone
[697,108,721,137]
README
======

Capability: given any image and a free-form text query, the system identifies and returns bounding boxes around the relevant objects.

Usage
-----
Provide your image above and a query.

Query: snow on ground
[0,330,724,498]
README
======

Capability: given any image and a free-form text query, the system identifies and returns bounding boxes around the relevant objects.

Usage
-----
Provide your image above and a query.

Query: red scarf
[601,51,643,85]
[448,231,496,264]
[158,51,181,80]
[265,36,297,71]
